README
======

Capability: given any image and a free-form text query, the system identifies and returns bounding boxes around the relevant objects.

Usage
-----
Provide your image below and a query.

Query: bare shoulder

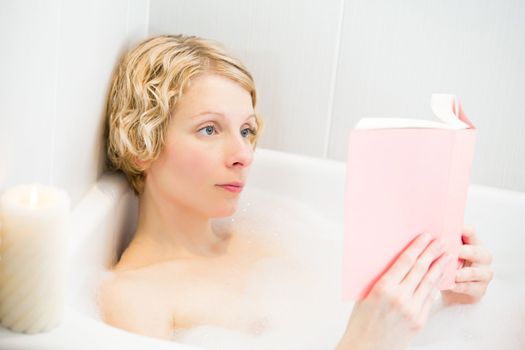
[97,270,174,340]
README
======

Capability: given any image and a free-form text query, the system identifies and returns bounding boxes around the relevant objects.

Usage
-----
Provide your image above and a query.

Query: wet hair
[105,34,264,195]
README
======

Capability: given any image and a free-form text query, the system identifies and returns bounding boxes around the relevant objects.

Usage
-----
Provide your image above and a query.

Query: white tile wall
[1,0,523,202]
[330,0,525,192]
[149,0,344,158]
[0,0,149,206]
[149,0,525,192]
[0,0,61,189]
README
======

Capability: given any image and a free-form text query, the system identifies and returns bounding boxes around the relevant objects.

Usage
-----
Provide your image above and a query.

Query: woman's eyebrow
[192,111,256,121]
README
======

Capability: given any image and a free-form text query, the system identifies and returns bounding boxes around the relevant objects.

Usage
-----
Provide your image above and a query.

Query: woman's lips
[216,184,243,193]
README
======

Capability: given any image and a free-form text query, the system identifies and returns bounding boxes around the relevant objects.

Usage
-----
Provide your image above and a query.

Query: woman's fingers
[455,266,494,283]
[380,233,433,285]
[411,252,452,306]
[440,226,494,305]
[449,281,487,297]
[460,225,493,267]
[400,239,445,293]
[461,225,480,245]
[458,244,493,265]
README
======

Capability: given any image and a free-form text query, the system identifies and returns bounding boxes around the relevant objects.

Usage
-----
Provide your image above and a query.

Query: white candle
[0,184,70,333]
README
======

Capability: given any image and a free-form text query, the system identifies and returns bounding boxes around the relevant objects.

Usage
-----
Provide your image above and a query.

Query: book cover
[342,94,477,301]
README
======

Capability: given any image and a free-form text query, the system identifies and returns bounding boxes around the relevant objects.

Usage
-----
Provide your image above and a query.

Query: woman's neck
[115,186,232,271]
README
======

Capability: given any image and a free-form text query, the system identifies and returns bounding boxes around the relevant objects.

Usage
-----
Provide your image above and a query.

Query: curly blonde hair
[106,34,264,195]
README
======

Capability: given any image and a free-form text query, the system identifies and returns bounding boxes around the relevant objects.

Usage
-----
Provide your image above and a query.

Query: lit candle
[0,184,70,333]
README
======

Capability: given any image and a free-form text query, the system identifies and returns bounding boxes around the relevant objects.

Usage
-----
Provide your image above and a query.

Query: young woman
[99,34,493,348]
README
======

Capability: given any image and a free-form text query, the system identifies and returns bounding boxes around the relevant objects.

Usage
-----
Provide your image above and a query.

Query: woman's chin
[209,204,238,218]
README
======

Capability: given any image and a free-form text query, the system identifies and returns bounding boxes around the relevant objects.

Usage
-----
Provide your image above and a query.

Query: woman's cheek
[177,144,216,182]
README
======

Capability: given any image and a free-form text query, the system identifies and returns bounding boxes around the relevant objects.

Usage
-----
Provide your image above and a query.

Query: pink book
[342,94,477,301]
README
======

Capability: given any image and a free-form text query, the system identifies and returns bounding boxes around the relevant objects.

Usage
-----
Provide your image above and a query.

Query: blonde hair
[106,34,264,195]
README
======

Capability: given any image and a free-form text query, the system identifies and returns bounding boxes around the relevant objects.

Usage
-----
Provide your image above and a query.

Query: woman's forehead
[190,110,256,121]
[185,74,250,99]
[175,75,254,120]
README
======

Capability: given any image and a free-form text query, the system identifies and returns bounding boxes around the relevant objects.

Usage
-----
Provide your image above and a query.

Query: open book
[342,94,477,301]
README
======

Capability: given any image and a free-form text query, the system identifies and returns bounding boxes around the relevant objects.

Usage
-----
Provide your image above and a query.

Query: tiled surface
[0,0,61,188]
[0,0,149,205]
[150,0,525,192]
[53,0,133,204]
[329,0,525,192]
[1,0,523,204]
[149,0,344,158]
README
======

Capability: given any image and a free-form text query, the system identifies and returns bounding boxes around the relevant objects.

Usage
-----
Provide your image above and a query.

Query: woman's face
[144,73,257,217]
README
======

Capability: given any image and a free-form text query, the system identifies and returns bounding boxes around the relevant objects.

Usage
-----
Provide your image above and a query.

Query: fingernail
[460,257,468,267]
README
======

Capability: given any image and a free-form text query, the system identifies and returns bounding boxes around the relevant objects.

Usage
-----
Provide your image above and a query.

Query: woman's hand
[337,233,453,350]
[441,225,493,305]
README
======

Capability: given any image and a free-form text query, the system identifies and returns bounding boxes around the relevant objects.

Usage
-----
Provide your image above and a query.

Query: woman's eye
[198,125,216,136]
[241,127,257,138]
[198,125,257,138]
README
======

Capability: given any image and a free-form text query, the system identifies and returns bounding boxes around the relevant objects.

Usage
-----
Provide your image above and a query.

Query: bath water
[171,186,353,349]
[94,186,525,349]
[169,187,525,350]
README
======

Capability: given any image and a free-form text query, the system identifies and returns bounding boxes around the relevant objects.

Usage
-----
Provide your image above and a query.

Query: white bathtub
[0,147,524,349]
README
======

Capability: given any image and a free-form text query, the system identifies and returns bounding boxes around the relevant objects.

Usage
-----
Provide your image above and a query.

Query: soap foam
[86,186,524,349]
[170,187,353,349]
[171,187,525,350]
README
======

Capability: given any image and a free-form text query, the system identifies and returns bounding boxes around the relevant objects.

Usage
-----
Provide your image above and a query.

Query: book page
[354,94,471,130]
[354,118,467,130]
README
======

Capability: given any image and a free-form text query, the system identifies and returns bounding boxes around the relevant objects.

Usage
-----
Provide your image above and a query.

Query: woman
[99,34,493,348]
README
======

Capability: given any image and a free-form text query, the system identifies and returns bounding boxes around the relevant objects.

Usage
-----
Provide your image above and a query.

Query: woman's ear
[134,156,151,171]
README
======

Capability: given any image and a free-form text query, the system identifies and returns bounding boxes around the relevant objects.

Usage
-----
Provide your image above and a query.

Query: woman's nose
[226,134,254,168]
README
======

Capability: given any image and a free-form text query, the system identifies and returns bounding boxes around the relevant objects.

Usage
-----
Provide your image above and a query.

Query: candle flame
[29,185,39,208]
